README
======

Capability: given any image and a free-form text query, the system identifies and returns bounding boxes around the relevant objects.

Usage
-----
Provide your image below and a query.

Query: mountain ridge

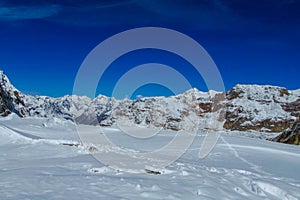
[1,70,299,139]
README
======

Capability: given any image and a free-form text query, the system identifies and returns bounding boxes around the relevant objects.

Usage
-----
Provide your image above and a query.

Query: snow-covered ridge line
[0,70,299,133]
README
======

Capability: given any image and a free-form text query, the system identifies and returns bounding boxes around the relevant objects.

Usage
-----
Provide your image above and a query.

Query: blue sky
[0,0,299,98]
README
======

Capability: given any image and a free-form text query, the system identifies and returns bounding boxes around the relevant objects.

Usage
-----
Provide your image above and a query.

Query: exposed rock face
[281,99,300,118]
[272,121,300,145]
[0,71,26,117]
[0,71,299,133]
[224,84,299,132]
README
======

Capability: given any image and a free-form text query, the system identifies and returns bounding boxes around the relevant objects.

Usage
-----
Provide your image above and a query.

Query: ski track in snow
[0,117,300,199]
[220,136,271,175]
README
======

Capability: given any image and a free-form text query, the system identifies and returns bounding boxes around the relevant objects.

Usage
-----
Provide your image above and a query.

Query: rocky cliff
[272,121,300,145]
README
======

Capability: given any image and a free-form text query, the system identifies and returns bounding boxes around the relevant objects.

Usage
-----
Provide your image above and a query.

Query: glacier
[0,115,300,199]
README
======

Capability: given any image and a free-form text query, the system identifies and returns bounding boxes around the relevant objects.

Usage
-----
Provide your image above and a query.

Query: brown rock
[272,122,300,145]
[281,99,300,117]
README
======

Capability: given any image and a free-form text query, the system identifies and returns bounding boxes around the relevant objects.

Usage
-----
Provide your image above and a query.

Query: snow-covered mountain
[1,70,299,135]
[224,84,299,132]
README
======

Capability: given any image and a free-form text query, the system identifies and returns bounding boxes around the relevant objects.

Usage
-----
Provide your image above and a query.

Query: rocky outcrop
[0,71,26,117]
[272,121,300,145]
[224,85,299,132]
[281,99,300,118]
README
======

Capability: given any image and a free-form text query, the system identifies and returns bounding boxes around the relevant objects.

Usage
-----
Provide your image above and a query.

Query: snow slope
[0,116,299,199]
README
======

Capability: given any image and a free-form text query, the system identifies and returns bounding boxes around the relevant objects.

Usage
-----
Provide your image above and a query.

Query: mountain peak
[0,70,26,117]
[0,70,19,93]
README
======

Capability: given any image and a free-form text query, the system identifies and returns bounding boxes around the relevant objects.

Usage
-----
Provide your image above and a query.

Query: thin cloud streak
[0,4,61,20]
[0,0,299,34]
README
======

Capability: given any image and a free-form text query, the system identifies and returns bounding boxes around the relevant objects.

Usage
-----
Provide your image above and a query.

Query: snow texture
[0,116,300,199]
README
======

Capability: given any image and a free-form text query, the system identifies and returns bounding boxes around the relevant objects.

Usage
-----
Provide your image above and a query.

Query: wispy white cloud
[0,4,61,20]
[0,0,299,34]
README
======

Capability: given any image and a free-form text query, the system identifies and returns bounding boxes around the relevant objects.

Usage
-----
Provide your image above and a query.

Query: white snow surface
[1,116,300,200]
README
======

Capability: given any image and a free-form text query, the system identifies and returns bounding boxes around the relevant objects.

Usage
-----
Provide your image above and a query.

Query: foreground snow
[0,116,300,199]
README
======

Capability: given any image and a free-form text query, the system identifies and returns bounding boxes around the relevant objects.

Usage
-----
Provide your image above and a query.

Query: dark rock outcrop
[272,122,300,145]
[0,71,26,117]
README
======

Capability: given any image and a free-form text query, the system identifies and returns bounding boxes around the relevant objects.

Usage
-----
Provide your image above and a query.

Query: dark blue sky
[0,0,299,98]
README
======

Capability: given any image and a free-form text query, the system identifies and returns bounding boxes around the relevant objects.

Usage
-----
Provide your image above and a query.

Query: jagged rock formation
[272,121,300,145]
[0,71,26,117]
[0,70,299,133]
